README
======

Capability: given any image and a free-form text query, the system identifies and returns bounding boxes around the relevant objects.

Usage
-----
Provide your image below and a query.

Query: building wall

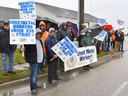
[36,4,57,20]
[36,4,97,31]
[0,21,4,30]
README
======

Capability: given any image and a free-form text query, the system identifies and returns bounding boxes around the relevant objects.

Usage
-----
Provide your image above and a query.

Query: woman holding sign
[45,27,61,84]
[21,28,44,95]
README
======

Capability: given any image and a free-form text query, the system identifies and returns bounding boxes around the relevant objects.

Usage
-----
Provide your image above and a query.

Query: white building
[35,2,98,28]
[0,2,98,29]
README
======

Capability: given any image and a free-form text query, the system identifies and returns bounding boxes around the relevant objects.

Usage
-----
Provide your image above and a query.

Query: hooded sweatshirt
[39,21,49,53]
[36,28,44,63]
[57,22,71,41]
[81,33,92,46]
[45,28,58,61]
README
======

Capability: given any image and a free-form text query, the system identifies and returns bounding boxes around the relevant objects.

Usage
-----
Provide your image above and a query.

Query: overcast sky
[0,0,127,28]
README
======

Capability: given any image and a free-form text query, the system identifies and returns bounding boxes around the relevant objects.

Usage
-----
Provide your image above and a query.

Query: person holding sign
[45,28,61,84]
[0,21,17,76]
[81,31,93,70]
[57,22,71,72]
[39,21,49,72]
[20,28,44,95]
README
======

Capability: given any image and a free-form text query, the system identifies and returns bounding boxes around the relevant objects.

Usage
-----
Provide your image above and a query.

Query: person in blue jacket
[45,27,61,84]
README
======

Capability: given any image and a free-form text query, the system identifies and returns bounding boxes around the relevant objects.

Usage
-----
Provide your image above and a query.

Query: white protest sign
[94,30,107,41]
[10,19,36,44]
[51,37,78,62]
[64,46,97,71]
[18,1,36,19]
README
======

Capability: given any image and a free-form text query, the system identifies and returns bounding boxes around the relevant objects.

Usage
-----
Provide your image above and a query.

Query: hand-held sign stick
[22,44,24,57]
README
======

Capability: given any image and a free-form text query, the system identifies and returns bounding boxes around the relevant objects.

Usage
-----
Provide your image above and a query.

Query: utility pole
[78,0,84,33]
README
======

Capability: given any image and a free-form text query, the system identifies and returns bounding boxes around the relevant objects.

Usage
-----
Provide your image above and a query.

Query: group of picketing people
[0,21,124,94]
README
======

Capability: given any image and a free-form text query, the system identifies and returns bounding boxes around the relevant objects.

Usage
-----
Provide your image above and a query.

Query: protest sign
[18,1,36,19]
[51,37,78,62]
[73,41,79,48]
[10,19,36,44]
[94,30,107,41]
[64,46,97,71]
[98,18,106,25]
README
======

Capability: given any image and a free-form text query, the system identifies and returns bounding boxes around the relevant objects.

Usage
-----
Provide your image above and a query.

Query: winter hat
[36,28,42,34]
[49,27,55,34]
[68,27,72,30]
[4,21,9,25]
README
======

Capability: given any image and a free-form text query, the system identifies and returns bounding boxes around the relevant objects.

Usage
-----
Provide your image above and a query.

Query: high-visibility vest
[111,34,115,41]
[99,45,102,51]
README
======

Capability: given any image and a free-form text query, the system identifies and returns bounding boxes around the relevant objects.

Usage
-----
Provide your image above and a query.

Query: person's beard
[4,26,9,30]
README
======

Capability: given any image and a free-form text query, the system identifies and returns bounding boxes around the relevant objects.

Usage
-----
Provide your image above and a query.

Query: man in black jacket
[0,21,17,76]
[119,32,124,51]
[57,22,71,72]
[21,28,44,95]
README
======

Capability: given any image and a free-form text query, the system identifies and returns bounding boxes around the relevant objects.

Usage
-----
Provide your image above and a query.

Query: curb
[0,52,122,88]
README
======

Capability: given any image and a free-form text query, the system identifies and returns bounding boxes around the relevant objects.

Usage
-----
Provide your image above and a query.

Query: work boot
[48,81,53,85]
[40,68,45,72]
[59,68,64,72]
[31,90,37,94]
[3,72,8,76]
[8,70,16,74]
[84,67,88,70]
[88,65,93,68]
[54,78,62,81]
[36,85,42,88]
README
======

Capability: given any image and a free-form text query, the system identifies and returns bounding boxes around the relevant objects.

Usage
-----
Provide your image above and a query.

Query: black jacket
[57,22,71,41]
[70,31,74,41]
[0,28,17,53]
[23,39,44,64]
[118,34,124,42]
[45,35,58,61]
[115,30,124,42]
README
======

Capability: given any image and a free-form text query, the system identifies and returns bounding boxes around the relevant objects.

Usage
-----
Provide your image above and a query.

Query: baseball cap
[4,21,9,25]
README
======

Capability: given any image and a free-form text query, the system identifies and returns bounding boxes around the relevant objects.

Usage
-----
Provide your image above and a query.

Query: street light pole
[78,0,84,33]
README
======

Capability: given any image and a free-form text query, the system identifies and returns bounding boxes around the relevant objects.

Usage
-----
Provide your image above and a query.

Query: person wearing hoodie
[119,32,124,51]
[45,27,61,84]
[20,28,44,95]
[68,27,74,41]
[81,31,93,70]
[0,21,17,76]
[39,21,49,72]
[102,27,108,52]
[57,22,71,72]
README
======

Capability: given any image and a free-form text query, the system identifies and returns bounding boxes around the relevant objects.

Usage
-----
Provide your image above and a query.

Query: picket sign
[17,0,37,57]
[64,46,97,71]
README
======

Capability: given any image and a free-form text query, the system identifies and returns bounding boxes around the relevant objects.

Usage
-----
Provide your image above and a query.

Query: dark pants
[119,42,123,51]
[59,58,64,68]
[94,40,102,54]
[112,41,115,48]
[107,41,110,51]
[48,58,58,82]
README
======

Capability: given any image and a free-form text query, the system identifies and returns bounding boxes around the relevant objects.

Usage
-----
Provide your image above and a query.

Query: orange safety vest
[39,21,49,53]
[111,34,115,41]
[99,45,102,51]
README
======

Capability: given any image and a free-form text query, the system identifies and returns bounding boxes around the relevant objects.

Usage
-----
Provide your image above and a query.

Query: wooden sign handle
[22,44,24,57]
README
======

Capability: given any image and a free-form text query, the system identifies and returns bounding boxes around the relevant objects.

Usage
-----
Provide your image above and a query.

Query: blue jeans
[107,41,110,51]
[29,63,41,91]
[119,42,123,51]
[102,42,108,51]
[1,52,14,72]
[40,62,44,69]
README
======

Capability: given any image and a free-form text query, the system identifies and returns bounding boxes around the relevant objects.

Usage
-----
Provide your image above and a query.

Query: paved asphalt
[0,37,128,96]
